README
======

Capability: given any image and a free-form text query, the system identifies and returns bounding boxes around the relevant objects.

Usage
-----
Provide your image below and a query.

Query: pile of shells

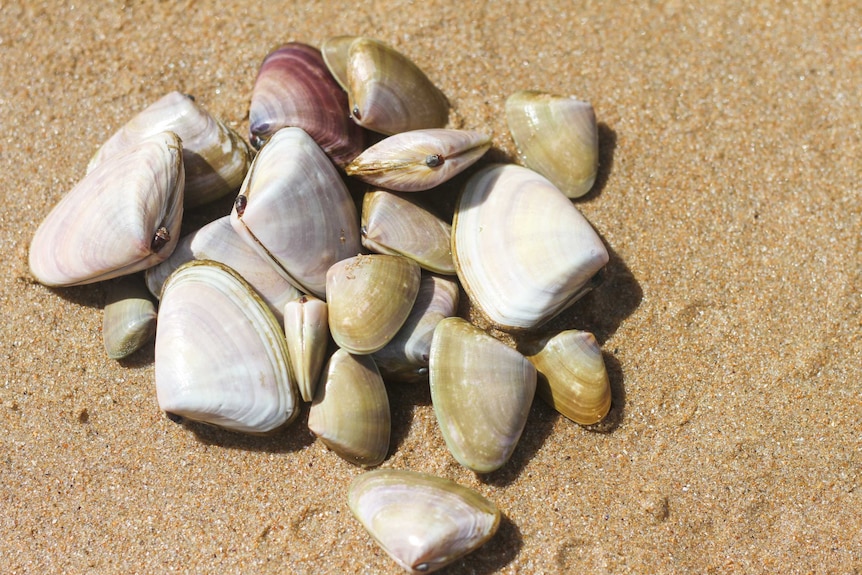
[29,36,612,573]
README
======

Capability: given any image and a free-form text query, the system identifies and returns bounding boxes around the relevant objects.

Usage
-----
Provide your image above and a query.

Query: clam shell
[326,254,421,355]
[430,317,537,473]
[346,129,490,192]
[155,260,297,434]
[452,164,608,330]
[102,274,157,359]
[347,37,449,135]
[249,42,365,166]
[283,294,329,402]
[521,330,611,425]
[230,127,361,298]
[308,348,390,467]
[320,35,356,91]
[373,273,459,383]
[348,469,500,574]
[29,131,184,287]
[506,91,598,198]
[144,215,301,323]
[361,190,455,275]
[87,91,251,208]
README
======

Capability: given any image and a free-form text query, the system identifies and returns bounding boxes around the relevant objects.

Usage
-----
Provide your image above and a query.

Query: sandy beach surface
[2,1,860,573]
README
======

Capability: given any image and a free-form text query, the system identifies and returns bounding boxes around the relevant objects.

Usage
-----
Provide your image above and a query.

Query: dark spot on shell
[151,227,171,253]
[352,105,361,120]
[250,134,266,150]
[425,154,444,168]
[415,563,430,572]
[235,194,248,217]
[360,225,368,237]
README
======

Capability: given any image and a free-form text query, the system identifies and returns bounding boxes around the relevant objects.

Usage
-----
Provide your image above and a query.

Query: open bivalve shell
[308,348,390,467]
[155,260,298,434]
[361,190,455,275]
[521,330,611,425]
[230,127,361,298]
[348,469,501,574]
[29,131,184,287]
[87,91,251,208]
[249,42,364,166]
[506,90,598,199]
[346,129,490,192]
[326,254,421,355]
[145,215,301,323]
[452,164,609,330]
[430,317,537,473]
[347,37,449,135]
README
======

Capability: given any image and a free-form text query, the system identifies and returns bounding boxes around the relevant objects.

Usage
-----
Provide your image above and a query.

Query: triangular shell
[430,317,537,473]
[452,164,608,330]
[348,469,500,574]
[87,91,251,208]
[230,127,361,298]
[29,131,184,287]
[347,37,449,135]
[155,260,297,434]
[308,349,390,467]
[283,294,329,402]
[506,91,598,199]
[361,190,455,274]
[521,330,611,425]
[326,254,421,355]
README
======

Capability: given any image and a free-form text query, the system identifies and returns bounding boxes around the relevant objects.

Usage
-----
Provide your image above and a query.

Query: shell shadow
[440,511,522,575]
[167,402,316,453]
[385,379,432,457]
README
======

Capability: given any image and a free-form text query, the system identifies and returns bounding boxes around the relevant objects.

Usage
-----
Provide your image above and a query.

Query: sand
[2,1,860,573]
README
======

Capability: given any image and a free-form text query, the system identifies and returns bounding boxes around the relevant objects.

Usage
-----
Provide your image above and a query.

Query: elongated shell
[249,42,364,166]
[348,469,500,574]
[506,91,598,199]
[347,37,449,135]
[102,275,157,359]
[452,164,608,330]
[521,330,611,425]
[346,129,490,192]
[283,295,329,402]
[144,215,301,323]
[308,349,390,467]
[230,127,361,298]
[361,190,455,275]
[430,317,537,473]
[155,260,297,434]
[326,254,421,355]
[373,273,459,383]
[29,131,184,287]
[88,91,251,208]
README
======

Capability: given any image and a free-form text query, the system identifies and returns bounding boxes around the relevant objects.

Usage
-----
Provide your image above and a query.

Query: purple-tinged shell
[249,42,365,167]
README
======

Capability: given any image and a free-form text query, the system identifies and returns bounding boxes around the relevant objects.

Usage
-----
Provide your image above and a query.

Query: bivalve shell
[521,330,611,425]
[283,294,329,402]
[345,129,490,192]
[155,260,297,434]
[452,164,608,330]
[230,127,361,298]
[506,90,599,199]
[348,469,500,574]
[87,91,251,208]
[29,131,184,287]
[249,42,365,166]
[326,254,421,355]
[347,37,449,135]
[102,275,157,360]
[430,317,537,473]
[308,348,390,467]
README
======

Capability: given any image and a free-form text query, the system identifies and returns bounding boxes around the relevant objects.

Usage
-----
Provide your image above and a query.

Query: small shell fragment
[430,317,537,473]
[346,129,490,192]
[29,131,184,287]
[102,274,157,359]
[505,90,598,198]
[308,349,390,467]
[155,260,297,434]
[521,330,611,425]
[348,469,500,574]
